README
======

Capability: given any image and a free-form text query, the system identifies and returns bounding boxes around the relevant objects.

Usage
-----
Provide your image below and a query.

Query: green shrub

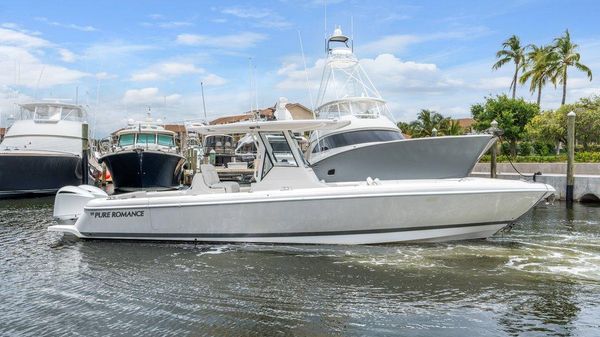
[479,151,600,163]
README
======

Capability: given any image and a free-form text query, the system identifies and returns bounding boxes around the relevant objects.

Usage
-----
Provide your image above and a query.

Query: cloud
[95,72,117,80]
[0,46,88,88]
[58,48,76,62]
[0,27,50,48]
[201,74,227,86]
[35,17,97,32]
[176,32,267,49]
[122,87,182,105]
[360,27,492,55]
[130,61,204,81]
[221,6,291,28]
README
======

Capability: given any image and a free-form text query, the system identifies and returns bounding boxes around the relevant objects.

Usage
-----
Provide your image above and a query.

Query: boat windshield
[137,133,156,145]
[312,129,404,153]
[118,134,135,147]
[262,132,297,167]
[317,99,393,120]
[158,134,175,147]
[19,104,86,122]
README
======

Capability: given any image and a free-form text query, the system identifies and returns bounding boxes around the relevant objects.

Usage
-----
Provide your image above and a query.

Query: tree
[548,30,593,105]
[525,95,600,151]
[519,45,555,105]
[443,119,463,135]
[493,35,526,99]
[471,94,540,156]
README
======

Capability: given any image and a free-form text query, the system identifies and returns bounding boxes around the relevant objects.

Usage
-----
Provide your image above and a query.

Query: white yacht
[306,27,495,182]
[99,114,185,192]
[0,102,88,197]
[50,119,554,244]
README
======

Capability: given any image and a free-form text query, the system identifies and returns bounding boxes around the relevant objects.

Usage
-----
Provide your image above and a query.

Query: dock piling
[566,111,576,204]
[81,123,89,185]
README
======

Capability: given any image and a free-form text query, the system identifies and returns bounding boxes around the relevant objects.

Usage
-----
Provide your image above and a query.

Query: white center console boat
[49,120,554,244]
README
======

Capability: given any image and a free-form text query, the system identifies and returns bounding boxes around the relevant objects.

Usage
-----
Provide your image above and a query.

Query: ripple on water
[1,200,600,336]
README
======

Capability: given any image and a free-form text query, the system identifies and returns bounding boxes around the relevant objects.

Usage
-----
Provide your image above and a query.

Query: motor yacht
[0,102,87,197]
[50,119,554,244]
[99,113,185,192]
[306,27,495,182]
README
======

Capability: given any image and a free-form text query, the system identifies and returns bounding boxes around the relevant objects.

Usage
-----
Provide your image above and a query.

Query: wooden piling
[566,111,576,203]
[81,123,89,185]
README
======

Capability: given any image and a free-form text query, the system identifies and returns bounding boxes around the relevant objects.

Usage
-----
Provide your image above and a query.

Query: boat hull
[99,150,185,192]
[50,178,552,244]
[310,135,494,182]
[0,152,82,197]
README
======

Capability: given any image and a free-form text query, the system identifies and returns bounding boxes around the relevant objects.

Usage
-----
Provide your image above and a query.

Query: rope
[496,136,541,182]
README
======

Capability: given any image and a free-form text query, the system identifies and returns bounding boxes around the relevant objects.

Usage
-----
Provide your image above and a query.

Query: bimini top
[187,119,350,134]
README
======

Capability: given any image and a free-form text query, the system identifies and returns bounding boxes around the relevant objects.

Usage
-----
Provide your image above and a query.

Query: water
[1,198,599,336]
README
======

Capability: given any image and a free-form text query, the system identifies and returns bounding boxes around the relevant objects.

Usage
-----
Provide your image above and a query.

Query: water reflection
[0,200,599,336]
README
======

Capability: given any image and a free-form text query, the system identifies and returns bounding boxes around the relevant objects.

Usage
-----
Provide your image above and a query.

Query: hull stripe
[80,221,509,238]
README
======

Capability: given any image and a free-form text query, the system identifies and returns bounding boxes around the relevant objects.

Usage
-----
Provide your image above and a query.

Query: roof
[211,109,274,125]
[188,119,350,134]
[164,124,186,133]
[456,118,475,129]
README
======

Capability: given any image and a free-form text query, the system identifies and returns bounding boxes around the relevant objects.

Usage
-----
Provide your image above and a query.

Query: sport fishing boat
[0,102,87,197]
[307,27,495,182]
[50,119,554,244]
[99,114,185,192]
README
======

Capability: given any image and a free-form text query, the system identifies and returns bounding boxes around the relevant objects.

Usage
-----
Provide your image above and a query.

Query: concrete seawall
[474,162,600,175]
[472,163,600,202]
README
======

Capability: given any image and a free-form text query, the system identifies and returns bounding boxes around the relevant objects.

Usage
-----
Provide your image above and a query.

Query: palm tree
[519,45,555,105]
[442,119,463,135]
[493,35,526,99]
[548,30,593,105]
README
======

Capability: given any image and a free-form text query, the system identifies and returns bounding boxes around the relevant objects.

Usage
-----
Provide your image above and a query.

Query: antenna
[324,0,328,53]
[34,66,46,99]
[75,86,79,105]
[351,16,354,52]
[297,30,315,113]
[200,81,208,122]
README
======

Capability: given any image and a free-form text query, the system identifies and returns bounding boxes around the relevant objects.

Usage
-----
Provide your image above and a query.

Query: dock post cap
[567,111,576,117]
[491,120,498,128]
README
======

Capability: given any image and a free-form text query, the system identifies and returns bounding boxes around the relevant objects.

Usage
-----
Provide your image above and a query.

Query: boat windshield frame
[18,103,86,122]
[316,98,393,121]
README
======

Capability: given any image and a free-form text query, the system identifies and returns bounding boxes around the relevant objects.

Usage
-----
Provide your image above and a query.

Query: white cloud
[122,87,182,105]
[221,6,291,29]
[0,27,50,48]
[95,72,117,80]
[130,61,204,82]
[201,74,227,86]
[360,27,491,55]
[0,46,88,88]
[58,48,76,62]
[35,17,97,32]
[176,32,267,49]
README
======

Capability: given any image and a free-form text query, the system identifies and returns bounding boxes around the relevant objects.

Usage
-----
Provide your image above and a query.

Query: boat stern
[52,185,108,224]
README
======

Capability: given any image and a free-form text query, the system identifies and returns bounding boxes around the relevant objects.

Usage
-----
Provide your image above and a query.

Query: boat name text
[89,210,145,218]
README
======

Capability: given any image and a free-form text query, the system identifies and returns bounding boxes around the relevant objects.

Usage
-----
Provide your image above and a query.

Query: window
[264,132,297,166]
[118,134,135,146]
[261,154,273,178]
[312,129,404,153]
[157,134,174,147]
[137,133,156,145]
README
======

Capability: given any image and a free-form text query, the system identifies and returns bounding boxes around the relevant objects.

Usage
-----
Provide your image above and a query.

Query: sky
[0,0,599,136]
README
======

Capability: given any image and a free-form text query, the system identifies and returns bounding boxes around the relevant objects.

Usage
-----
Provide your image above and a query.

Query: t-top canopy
[187,119,350,135]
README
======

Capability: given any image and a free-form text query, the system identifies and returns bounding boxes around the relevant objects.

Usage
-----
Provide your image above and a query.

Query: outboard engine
[53,185,108,222]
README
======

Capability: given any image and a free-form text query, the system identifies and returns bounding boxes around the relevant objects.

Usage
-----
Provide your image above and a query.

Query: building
[456,118,476,134]
[211,102,314,125]
[0,128,5,142]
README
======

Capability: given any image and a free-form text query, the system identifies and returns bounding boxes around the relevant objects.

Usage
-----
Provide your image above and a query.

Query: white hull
[50,178,552,244]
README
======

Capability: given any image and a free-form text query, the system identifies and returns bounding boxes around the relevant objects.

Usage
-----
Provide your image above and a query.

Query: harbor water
[1,198,599,336]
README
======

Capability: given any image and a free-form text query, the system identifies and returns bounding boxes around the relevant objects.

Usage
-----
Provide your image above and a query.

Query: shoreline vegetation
[397,30,598,164]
